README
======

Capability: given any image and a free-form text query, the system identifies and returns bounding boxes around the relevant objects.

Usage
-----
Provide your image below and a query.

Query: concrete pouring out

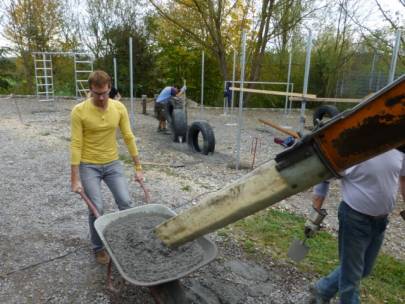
[104,213,204,282]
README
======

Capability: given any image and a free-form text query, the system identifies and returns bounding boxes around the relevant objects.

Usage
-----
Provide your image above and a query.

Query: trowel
[288,236,310,262]
[288,207,327,262]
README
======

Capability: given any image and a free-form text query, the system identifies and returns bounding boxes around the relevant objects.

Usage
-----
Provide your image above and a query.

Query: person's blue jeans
[315,201,388,304]
[79,160,133,252]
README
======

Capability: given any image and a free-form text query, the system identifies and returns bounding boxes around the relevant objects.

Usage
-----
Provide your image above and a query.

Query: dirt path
[0,97,403,303]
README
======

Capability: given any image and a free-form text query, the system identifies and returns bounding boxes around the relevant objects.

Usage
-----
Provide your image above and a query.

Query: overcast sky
[0,0,404,51]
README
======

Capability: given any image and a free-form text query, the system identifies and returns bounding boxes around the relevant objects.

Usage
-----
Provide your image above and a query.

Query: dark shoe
[307,284,330,304]
[95,249,110,265]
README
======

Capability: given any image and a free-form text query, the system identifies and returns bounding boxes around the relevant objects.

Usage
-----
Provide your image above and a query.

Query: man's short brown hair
[88,70,112,89]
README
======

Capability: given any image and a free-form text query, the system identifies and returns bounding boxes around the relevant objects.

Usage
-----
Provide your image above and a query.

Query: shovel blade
[288,239,309,262]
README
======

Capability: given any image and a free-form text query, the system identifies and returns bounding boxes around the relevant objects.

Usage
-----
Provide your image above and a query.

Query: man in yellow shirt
[70,70,144,264]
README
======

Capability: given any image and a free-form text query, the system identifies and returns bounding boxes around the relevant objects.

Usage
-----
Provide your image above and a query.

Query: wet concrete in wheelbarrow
[104,213,204,283]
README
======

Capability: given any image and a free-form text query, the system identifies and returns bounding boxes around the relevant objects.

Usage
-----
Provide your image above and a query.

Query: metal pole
[183,78,187,113]
[368,51,377,92]
[231,48,236,113]
[200,50,205,112]
[226,80,291,85]
[236,31,247,170]
[285,39,293,115]
[388,30,401,84]
[33,54,38,97]
[129,37,135,129]
[43,53,49,100]
[74,54,78,97]
[288,83,294,114]
[113,57,118,89]
[376,71,382,91]
[299,30,312,134]
[223,81,227,115]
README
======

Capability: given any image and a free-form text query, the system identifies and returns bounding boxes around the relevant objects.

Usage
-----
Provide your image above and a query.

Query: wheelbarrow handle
[136,178,151,203]
[79,191,101,218]
[79,180,150,217]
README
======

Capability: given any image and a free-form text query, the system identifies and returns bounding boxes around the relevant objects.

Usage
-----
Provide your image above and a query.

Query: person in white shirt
[307,149,405,304]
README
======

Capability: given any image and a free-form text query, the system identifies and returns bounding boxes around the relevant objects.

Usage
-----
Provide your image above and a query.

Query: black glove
[400,210,405,221]
[304,220,320,238]
[304,207,327,238]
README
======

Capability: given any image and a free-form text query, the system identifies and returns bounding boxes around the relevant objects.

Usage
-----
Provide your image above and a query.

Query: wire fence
[335,71,393,98]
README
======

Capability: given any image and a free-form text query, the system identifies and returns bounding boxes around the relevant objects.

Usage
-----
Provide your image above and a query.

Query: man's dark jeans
[315,201,388,304]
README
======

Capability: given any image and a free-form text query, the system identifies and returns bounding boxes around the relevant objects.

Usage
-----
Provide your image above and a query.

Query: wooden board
[258,119,300,138]
[289,96,361,103]
[230,87,317,99]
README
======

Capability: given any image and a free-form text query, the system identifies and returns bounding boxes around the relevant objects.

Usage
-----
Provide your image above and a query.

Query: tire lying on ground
[187,121,215,155]
[170,109,187,142]
[312,105,340,127]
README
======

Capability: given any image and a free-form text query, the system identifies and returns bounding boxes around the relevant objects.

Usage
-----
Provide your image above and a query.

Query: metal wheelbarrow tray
[94,204,218,287]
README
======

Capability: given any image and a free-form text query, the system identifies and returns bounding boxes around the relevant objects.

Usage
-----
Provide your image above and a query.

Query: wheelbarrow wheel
[149,280,188,304]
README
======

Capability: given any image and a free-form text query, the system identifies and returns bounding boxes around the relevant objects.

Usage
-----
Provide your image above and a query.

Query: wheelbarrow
[79,180,218,303]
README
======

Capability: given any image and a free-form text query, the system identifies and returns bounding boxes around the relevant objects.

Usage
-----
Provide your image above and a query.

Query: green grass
[230,208,405,304]
[181,185,191,192]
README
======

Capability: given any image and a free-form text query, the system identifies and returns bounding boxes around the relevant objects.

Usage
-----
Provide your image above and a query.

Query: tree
[336,0,404,66]
[80,0,144,59]
[0,47,16,93]
[149,0,240,81]
[3,0,64,93]
[95,24,157,97]
[149,12,223,104]
[149,0,313,106]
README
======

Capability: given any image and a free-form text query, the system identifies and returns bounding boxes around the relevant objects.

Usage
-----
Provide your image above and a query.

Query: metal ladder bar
[75,53,93,98]
[43,53,49,101]
[34,55,39,96]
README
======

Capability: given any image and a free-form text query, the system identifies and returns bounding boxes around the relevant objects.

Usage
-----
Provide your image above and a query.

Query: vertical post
[376,71,381,91]
[33,54,38,97]
[74,54,78,97]
[231,48,236,113]
[368,51,377,92]
[223,81,227,115]
[113,57,118,89]
[43,53,49,100]
[288,83,294,114]
[129,37,135,129]
[142,94,147,114]
[235,31,247,171]
[200,50,205,112]
[340,78,344,96]
[388,30,401,84]
[299,30,312,134]
[183,79,187,112]
[285,39,293,115]
[182,79,187,119]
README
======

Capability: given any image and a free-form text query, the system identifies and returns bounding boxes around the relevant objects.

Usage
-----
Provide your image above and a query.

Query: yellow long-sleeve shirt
[70,99,138,165]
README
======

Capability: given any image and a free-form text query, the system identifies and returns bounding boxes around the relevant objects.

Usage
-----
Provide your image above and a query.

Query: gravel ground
[0,96,403,303]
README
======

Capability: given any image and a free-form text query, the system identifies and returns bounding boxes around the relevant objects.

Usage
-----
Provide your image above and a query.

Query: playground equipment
[32,51,93,101]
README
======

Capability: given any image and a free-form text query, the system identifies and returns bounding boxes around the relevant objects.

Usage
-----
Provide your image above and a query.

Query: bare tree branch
[374,0,397,29]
